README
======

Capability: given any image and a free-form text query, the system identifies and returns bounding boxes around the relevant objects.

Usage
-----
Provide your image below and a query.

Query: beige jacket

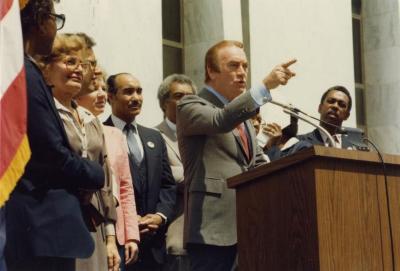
[155,120,185,255]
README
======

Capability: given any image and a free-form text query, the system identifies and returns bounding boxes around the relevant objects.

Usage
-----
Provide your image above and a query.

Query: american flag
[0,0,31,207]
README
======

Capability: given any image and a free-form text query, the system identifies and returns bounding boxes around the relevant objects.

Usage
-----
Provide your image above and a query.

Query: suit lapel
[245,119,257,164]
[137,125,155,190]
[232,127,250,164]
[311,129,325,146]
[103,116,114,126]
[200,88,252,164]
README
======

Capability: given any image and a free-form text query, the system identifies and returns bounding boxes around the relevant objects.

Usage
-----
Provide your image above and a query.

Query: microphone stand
[282,109,336,147]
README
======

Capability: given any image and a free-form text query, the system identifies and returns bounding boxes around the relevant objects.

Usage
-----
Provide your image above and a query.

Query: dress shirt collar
[77,106,96,124]
[54,99,95,124]
[54,98,77,112]
[111,115,138,133]
[165,117,177,134]
[25,54,36,63]
[205,85,229,105]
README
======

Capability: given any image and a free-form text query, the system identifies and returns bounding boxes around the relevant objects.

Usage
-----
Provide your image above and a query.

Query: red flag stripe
[0,0,13,21]
[0,68,27,177]
[1,0,24,99]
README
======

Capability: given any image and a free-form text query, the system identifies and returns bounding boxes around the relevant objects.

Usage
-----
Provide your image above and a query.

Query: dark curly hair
[320,85,352,112]
[20,0,59,35]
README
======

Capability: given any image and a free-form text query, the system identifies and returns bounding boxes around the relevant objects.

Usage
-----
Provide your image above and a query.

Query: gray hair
[157,73,197,111]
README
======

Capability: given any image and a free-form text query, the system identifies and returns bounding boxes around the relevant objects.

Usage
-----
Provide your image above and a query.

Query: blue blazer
[5,57,105,260]
[104,117,177,264]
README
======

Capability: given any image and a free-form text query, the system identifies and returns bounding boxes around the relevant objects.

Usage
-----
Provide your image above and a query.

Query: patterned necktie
[124,124,143,164]
[236,123,250,159]
[333,134,340,148]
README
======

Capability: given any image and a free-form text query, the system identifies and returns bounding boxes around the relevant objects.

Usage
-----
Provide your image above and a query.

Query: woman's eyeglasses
[63,56,90,72]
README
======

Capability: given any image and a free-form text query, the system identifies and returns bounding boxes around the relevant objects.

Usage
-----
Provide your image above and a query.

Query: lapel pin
[147,141,155,149]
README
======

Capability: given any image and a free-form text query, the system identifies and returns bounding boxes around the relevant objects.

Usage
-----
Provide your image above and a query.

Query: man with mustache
[104,73,177,271]
[176,40,297,271]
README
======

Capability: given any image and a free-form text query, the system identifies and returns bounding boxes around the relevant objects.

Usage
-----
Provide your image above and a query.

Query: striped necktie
[124,124,143,164]
[236,123,250,159]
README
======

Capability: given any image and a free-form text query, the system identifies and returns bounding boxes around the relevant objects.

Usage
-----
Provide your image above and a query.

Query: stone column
[246,0,356,131]
[56,0,163,126]
[363,0,400,154]
[183,0,243,89]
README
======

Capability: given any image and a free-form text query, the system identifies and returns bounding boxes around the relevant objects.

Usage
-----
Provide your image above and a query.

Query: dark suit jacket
[297,129,353,148]
[5,57,105,260]
[276,129,355,158]
[104,117,177,264]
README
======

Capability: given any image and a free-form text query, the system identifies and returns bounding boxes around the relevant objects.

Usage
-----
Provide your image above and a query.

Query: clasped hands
[138,213,164,235]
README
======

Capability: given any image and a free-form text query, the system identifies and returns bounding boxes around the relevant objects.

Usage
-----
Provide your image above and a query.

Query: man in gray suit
[155,74,197,271]
[176,40,297,271]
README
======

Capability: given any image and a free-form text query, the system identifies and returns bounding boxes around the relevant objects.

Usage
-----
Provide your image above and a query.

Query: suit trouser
[0,207,6,271]
[162,254,190,271]
[125,246,162,271]
[187,243,236,271]
[6,257,75,271]
[118,244,127,271]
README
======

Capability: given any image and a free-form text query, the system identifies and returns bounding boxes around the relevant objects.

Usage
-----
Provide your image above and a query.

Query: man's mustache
[128,101,142,107]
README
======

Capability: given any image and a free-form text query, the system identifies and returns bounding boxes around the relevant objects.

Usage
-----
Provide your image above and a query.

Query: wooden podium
[227,146,400,271]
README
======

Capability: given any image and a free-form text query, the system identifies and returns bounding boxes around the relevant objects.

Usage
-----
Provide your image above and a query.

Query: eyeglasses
[47,13,65,30]
[167,92,190,101]
[63,56,90,72]
[88,60,97,70]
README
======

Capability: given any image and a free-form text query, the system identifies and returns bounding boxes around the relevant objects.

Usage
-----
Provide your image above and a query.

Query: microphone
[282,109,336,147]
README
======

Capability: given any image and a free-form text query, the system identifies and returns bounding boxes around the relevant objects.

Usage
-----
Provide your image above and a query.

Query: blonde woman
[38,34,119,271]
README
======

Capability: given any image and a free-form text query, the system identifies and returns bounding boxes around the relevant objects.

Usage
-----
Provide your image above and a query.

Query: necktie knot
[124,124,136,133]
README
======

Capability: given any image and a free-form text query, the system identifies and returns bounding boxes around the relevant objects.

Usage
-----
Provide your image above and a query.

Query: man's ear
[107,92,115,104]
[37,15,49,35]
[344,110,350,121]
[207,65,217,81]
[161,102,167,113]
[318,103,322,114]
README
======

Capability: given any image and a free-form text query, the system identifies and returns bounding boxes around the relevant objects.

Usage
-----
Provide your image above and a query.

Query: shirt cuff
[249,83,272,106]
[156,212,167,224]
[104,222,116,236]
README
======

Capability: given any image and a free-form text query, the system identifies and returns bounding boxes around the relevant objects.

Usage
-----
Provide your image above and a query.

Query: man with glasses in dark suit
[6,1,104,271]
